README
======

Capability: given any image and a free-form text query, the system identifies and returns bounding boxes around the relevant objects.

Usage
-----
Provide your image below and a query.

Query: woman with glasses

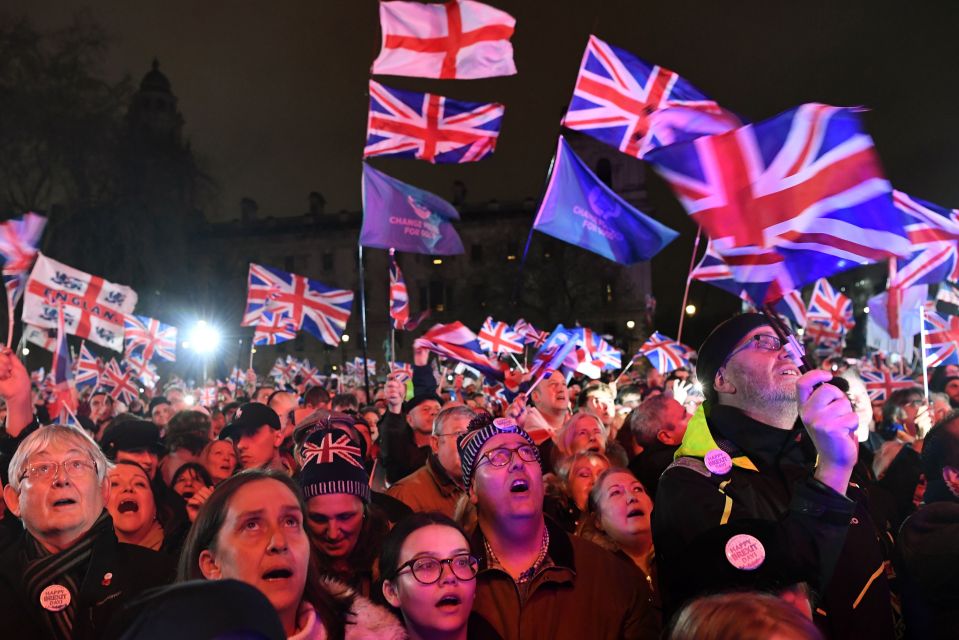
[381,513,478,640]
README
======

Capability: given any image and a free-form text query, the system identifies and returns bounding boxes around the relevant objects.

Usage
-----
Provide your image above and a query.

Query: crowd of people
[0,312,956,639]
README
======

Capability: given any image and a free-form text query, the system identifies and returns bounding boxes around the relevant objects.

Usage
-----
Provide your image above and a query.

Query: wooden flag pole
[676,226,703,345]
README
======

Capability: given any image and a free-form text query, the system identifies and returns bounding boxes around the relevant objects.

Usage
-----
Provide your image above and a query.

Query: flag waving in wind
[23,254,138,352]
[253,311,298,346]
[50,305,78,424]
[650,104,913,302]
[124,314,177,362]
[477,317,524,355]
[561,35,740,159]
[371,0,516,80]
[414,322,499,380]
[637,332,693,374]
[390,256,410,329]
[533,137,678,264]
[0,213,46,345]
[365,80,504,164]
[361,163,464,255]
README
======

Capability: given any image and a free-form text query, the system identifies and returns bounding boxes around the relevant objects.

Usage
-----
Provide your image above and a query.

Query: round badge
[40,584,71,612]
[101,572,113,586]
[492,417,518,431]
[724,534,766,571]
[704,448,732,475]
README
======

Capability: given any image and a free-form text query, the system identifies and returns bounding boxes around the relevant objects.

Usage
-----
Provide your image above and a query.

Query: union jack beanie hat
[457,413,539,490]
[298,426,371,504]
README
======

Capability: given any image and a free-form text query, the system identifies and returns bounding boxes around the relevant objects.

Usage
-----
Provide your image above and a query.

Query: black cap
[219,402,280,442]
[148,396,170,412]
[100,419,163,459]
[696,313,771,406]
[402,391,442,414]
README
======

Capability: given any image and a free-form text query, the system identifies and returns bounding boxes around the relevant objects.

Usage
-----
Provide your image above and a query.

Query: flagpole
[357,244,371,401]
[919,304,930,403]
[5,286,14,349]
[511,152,558,308]
[389,248,396,372]
[613,355,638,387]
[676,226,703,345]
[248,338,255,371]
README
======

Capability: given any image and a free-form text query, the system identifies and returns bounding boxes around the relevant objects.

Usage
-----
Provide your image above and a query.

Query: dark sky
[8,1,959,337]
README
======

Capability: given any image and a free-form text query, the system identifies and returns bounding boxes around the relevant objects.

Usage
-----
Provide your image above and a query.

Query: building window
[471,244,483,264]
[603,280,615,305]
[429,280,446,312]
[322,252,334,271]
[506,241,518,261]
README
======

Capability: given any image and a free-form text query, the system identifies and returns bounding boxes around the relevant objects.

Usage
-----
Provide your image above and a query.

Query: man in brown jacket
[457,415,660,640]
[386,405,473,517]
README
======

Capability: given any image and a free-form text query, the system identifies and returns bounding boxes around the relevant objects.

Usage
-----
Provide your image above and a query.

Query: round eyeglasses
[480,445,539,468]
[395,554,479,584]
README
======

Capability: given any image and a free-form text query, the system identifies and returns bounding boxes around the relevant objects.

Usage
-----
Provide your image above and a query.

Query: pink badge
[40,584,71,612]
[704,448,732,475]
[724,534,766,571]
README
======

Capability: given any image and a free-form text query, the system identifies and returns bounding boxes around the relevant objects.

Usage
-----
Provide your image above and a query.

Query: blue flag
[533,137,678,264]
[361,163,465,255]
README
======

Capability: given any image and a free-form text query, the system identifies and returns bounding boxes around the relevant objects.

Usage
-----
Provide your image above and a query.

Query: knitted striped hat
[298,426,371,504]
[457,415,539,490]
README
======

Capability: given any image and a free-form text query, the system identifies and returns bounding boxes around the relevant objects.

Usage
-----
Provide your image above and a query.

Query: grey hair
[431,404,476,436]
[557,411,607,455]
[7,424,110,493]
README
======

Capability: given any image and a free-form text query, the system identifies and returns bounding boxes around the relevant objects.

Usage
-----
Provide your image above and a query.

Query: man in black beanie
[652,313,894,639]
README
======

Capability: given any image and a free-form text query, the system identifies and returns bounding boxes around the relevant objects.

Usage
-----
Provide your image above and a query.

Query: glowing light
[685,304,697,315]
[188,320,221,354]
[184,395,195,406]
[432,258,443,265]
[342,334,350,343]
[21,347,30,356]
[863,306,870,314]
[626,320,636,329]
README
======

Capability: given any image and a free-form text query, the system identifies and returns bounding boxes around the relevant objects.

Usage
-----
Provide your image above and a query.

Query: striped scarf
[21,510,113,640]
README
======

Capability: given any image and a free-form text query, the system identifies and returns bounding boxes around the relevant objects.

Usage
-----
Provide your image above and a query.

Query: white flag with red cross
[22,254,138,352]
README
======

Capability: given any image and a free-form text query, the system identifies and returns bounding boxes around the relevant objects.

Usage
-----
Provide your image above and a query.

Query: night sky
[8,0,959,339]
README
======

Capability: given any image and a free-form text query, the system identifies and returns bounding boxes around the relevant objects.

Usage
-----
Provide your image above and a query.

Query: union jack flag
[772,290,808,330]
[123,354,159,389]
[514,319,549,348]
[860,368,917,403]
[50,304,77,423]
[807,278,854,334]
[389,257,410,329]
[561,35,739,159]
[302,431,364,469]
[269,358,288,382]
[690,240,792,306]
[477,317,524,355]
[100,359,140,406]
[924,309,959,368]
[124,314,177,362]
[353,357,377,377]
[0,212,46,314]
[580,327,622,370]
[391,362,413,383]
[365,80,504,164]
[299,360,326,387]
[651,104,913,303]
[888,190,959,289]
[414,322,499,380]
[241,263,354,347]
[528,325,581,380]
[198,385,217,407]
[73,342,102,389]
[253,311,298,346]
[637,331,693,374]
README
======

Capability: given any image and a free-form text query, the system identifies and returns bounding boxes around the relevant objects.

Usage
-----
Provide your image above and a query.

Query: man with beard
[652,314,894,638]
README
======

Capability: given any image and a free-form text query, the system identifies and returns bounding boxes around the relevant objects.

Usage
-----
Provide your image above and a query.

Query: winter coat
[652,404,895,639]
[386,452,463,517]
[468,518,660,639]
[289,577,406,640]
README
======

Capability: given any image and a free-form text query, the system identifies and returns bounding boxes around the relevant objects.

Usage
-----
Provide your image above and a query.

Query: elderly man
[626,395,691,497]
[459,415,659,639]
[386,404,474,517]
[652,313,893,639]
[1,424,172,639]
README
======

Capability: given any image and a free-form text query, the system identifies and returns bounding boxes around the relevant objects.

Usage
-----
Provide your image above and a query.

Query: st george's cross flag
[23,323,56,352]
[23,254,138,352]
[371,0,516,80]
[650,104,913,303]
[361,163,465,255]
[561,35,740,159]
[533,137,679,264]
[124,314,177,362]
[365,80,504,164]
[241,263,353,347]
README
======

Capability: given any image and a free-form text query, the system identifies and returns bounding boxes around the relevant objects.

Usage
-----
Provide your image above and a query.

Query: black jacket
[652,405,894,639]
[0,517,174,640]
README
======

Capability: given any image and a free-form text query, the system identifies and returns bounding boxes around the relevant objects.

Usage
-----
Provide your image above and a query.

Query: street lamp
[340,333,350,372]
[187,320,221,382]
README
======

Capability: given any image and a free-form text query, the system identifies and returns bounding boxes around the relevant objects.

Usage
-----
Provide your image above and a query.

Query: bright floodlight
[342,333,350,343]
[189,320,221,354]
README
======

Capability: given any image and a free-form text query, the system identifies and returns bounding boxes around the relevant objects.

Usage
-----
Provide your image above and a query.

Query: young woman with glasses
[381,513,479,640]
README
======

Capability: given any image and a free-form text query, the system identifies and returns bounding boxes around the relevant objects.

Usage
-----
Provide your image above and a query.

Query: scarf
[21,510,113,640]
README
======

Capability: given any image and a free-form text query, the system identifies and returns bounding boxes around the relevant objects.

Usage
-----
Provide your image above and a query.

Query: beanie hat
[696,313,771,407]
[298,426,371,504]
[457,414,538,490]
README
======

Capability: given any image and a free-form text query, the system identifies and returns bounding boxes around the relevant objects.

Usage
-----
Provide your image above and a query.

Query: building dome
[139,58,172,94]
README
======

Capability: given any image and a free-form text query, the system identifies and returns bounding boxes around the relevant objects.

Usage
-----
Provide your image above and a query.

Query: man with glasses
[458,414,659,639]
[0,424,171,639]
[652,313,894,639]
[387,405,475,517]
